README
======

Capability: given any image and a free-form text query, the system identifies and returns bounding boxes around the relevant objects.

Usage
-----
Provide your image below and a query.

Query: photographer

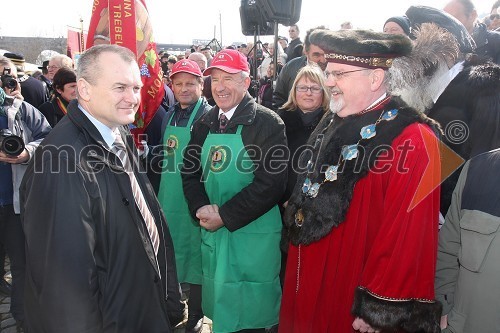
[0,56,51,330]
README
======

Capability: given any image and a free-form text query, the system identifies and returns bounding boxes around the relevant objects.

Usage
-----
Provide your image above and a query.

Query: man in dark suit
[21,44,182,333]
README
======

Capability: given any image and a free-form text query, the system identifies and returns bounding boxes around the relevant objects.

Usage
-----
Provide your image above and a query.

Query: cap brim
[169,69,202,78]
[203,66,243,76]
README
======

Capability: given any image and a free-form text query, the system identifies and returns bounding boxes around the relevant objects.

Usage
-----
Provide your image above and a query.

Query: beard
[329,90,344,113]
[330,96,344,114]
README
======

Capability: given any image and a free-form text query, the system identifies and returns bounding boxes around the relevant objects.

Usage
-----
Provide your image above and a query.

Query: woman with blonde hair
[277,64,330,286]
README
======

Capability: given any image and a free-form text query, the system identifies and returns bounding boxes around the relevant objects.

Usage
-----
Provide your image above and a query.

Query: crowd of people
[1,0,500,332]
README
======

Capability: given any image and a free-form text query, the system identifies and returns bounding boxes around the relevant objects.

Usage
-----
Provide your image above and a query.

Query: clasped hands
[196,204,224,231]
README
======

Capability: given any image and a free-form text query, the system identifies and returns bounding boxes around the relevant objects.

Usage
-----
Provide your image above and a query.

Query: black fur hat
[309,29,413,69]
[406,5,476,53]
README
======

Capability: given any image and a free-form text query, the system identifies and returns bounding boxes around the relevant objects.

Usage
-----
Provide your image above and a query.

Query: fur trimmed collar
[284,97,441,245]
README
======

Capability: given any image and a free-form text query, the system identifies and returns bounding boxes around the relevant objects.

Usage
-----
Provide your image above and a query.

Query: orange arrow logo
[409,124,465,211]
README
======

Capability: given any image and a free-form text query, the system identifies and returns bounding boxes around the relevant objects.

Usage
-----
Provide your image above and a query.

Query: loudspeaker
[260,0,302,26]
[240,0,275,36]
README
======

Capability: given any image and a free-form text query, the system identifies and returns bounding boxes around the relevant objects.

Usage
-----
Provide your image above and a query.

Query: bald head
[188,52,207,72]
[443,0,477,33]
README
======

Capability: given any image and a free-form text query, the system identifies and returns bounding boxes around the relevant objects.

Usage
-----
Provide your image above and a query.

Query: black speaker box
[260,0,302,26]
[240,0,275,36]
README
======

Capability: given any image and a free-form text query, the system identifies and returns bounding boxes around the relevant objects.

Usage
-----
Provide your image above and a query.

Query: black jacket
[473,23,500,65]
[181,93,288,231]
[20,100,180,333]
[38,97,67,127]
[278,108,325,203]
[285,38,303,62]
[428,58,500,215]
[272,56,307,110]
[19,75,49,108]
[258,77,274,109]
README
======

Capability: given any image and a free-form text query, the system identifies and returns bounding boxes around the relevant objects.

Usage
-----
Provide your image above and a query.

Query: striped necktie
[112,130,160,257]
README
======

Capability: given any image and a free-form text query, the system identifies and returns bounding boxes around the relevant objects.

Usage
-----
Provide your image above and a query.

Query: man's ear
[77,78,91,101]
[370,69,385,91]
[243,76,252,89]
[471,9,478,22]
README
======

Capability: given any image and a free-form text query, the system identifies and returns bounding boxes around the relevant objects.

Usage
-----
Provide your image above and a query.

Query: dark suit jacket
[21,100,180,333]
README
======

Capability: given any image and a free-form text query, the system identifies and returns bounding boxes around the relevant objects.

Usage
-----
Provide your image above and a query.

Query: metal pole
[273,21,279,82]
[80,17,85,52]
[219,12,223,49]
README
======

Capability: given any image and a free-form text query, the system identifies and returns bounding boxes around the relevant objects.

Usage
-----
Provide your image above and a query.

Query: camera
[255,48,263,60]
[0,74,18,90]
[0,129,25,157]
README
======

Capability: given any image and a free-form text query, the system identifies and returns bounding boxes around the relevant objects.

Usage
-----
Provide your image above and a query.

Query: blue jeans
[0,204,26,322]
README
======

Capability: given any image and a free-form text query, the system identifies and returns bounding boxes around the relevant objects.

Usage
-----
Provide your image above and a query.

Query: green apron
[158,99,202,284]
[200,124,282,333]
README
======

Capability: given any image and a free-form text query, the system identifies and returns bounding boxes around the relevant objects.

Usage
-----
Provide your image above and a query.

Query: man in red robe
[279,29,443,333]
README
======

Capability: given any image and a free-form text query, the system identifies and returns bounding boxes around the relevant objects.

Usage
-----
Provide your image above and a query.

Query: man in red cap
[181,49,287,333]
[279,29,442,332]
[156,58,212,333]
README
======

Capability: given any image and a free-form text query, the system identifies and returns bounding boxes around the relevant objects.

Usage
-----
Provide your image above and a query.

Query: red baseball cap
[169,59,203,78]
[203,49,250,75]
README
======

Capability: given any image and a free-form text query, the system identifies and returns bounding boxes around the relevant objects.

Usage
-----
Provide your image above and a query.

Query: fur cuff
[352,287,442,333]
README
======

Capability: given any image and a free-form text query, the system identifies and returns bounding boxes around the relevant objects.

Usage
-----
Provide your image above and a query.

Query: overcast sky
[0,0,493,46]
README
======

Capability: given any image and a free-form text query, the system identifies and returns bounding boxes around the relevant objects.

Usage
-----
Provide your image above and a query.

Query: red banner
[67,27,87,62]
[86,0,109,47]
[86,0,164,142]
[108,0,137,53]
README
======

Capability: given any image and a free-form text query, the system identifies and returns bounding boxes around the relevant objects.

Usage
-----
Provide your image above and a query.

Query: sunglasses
[491,14,500,20]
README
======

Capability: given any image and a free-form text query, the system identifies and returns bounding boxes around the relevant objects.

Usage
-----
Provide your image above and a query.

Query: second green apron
[158,99,202,284]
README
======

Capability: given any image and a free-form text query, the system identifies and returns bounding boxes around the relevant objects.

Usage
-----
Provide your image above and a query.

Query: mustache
[330,87,342,94]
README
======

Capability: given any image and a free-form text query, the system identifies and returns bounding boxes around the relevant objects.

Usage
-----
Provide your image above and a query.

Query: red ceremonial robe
[279,122,441,333]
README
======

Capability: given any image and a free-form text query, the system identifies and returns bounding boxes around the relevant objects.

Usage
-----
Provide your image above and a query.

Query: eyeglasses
[490,14,500,20]
[295,85,322,94]
[47,65,60,70]
[323,68,371,80]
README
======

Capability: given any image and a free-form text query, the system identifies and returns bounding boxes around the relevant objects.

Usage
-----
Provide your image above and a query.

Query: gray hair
[50,54,74,69]
[77,44,137,85]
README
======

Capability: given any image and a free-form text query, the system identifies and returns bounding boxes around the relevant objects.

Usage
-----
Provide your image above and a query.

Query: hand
[0,149,29,164]
[352,317,380,333]
[196,204,223,231]
[3,82,24,101]
[440,315,448,329]
[196,204,218,216]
